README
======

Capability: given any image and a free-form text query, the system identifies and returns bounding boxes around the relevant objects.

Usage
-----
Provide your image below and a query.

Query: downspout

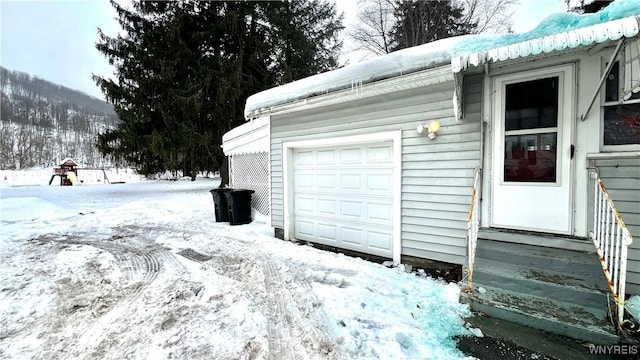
[479,113,486,204]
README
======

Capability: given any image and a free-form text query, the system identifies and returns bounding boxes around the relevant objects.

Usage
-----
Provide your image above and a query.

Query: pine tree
[265,0,343,83]
[390,0,476,51]
[94,0,342,179]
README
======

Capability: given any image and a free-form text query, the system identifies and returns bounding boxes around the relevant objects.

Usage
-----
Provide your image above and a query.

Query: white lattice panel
[229,152,269,215]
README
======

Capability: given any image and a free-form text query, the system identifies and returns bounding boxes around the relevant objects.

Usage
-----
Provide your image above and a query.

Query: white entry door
[491,65,575,234]
[292,142,394,257]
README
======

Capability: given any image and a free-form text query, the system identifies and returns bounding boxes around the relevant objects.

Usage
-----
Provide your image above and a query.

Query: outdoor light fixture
[417,120,441,139]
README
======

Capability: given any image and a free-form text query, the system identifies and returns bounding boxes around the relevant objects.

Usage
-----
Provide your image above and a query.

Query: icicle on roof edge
[245,0,640,118]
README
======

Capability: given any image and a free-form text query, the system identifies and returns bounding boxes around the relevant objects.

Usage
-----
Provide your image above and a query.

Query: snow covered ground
[1,169,478,359]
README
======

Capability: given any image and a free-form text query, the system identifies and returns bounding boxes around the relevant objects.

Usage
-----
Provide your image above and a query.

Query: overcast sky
[0,0,570,101]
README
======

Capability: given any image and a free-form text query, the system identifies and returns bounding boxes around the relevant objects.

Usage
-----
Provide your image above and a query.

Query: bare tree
[348,0,397,57]
[0,123,15,169]
[458,0,518,34]
[347,0,518,59]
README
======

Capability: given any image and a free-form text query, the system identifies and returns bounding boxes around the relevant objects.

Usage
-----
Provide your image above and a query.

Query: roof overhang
[451,15,640,121]
[451,15,640,73]
[245,65,453,118]
[59,158,77,166]
[244,4,640,123]
[221,116,270,156]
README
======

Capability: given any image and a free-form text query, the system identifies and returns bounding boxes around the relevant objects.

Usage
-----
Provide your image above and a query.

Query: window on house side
[603,60,640,147]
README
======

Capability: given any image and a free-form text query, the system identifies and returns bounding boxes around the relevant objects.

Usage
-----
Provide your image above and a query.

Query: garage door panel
[368,202,392,222]
[296,219,316,238]
[317,174,337,190]
[367,173,393,191]
[340,201,363,218]
[293,141,394,257]
[317,199,337,216]
[367,145,393,163]
[341,227,363,245]
[340,174,362,190]
[295,150,315,165]
[295,196,315,213]
[317,223,338,242]
[295,174,315,190]
[317,149,337,164]
[367,231,392,251]
[340,147,363,163]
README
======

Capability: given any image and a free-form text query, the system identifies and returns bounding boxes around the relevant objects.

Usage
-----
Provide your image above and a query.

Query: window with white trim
[603,59,640,149]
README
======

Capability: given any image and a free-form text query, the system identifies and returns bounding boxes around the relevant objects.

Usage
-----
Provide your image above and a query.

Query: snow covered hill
[0,66,118,169]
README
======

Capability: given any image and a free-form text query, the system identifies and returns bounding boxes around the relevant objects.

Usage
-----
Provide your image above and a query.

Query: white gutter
[245,66,454,118]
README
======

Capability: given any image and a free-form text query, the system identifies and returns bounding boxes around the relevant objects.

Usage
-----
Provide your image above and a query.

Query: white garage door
[293,142,394,257]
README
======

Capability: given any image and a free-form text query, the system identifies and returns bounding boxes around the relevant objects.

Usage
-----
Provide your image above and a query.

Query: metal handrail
[466,168,481,294]
[591,168,634,329]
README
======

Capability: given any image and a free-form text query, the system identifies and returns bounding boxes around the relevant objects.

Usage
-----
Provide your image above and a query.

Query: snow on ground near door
[1,172,477,360]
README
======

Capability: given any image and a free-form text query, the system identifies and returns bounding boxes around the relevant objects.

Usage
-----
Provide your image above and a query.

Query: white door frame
[488,64,576,235]
[282,131,402,263]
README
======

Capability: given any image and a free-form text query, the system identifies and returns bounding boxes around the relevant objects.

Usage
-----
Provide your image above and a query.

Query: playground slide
[66,172,78,185]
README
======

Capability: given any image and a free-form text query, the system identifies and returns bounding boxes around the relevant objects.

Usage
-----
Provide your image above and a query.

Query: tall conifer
[94,0,342,178]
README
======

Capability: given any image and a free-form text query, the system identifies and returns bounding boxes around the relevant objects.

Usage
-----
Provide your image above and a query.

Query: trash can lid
[232,189,255,194]
[210,188,234,193]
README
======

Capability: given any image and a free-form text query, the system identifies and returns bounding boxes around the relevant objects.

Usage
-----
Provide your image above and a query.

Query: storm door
[491,65,574,234]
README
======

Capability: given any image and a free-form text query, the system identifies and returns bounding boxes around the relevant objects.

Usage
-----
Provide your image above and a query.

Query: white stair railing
[591,168,634,329]
[466,168,481,294]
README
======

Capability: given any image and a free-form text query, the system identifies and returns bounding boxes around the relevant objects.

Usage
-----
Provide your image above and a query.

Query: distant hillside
[0,66,119,169]
[0,66,117,126]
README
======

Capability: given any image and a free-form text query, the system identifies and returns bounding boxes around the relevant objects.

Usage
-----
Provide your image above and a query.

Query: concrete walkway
[457,312,636,360]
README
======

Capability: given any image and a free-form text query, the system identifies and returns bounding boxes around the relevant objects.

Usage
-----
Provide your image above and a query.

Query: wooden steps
[461,230,620,345]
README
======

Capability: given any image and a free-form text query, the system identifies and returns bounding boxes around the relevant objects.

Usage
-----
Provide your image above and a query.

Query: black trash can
[223,189,255,225]
[209,188,233,222]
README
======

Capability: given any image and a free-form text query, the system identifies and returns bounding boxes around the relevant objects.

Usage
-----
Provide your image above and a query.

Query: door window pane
[505,77,559,131]
[504,133,557,182]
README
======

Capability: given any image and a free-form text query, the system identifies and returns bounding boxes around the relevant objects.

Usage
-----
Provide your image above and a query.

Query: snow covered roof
[452,11,639,72]
[245,0,640,118]
[222,116,270,156]
[59,158,77,167]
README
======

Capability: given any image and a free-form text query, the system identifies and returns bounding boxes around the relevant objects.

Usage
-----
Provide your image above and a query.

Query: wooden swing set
[48,158,111,186]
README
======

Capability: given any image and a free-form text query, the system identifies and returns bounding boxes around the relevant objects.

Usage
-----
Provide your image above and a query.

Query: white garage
[290,140,397,258]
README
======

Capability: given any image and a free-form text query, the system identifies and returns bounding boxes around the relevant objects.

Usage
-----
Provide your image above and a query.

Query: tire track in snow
[261,257,297,359]
[79,248,168,340]
[64,239,160,305]
[266,258,338,359]
[293,267,339,356]
[43,227,185,359]
[204,234,339,359]
[41,223,339,359]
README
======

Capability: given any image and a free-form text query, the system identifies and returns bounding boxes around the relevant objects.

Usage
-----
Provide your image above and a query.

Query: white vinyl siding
[269,68,481,265]
[401,73,482,265]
